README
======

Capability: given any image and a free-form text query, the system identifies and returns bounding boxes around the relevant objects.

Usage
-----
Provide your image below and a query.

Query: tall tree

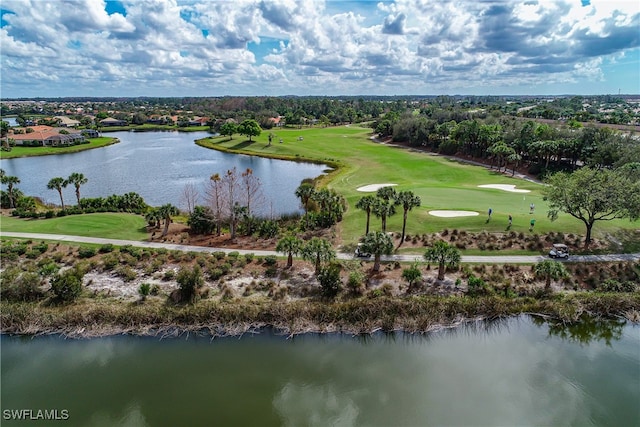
[219,122,237,139]
[301,237,335,275]
[360,231,394,273]
[276,234,304,268]
[1,173,20,208]
[372,198,396,233]
[206,173,224,235]
[241,168,264,217]
[66,172,88,205]
[180,183,199,214]
[534,260,568,291]
[295,183,315,227]
[355,195,376,235]
[238,119,262,142]
[157,204,179,237]
[424,241,461,281]
[394,190,421,246]
[47,177,68,210]
[544,167,640,247]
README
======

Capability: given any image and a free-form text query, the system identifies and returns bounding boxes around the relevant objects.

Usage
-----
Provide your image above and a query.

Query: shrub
[597,279,637,293]
[176,265,204,303]
[163,269,176,281]
[1,271,43,302]
[317,263,342,298]
[101,253,119,271]
[78,246,97,259]
[99,244,114,253]
[346,270,365,294]
[244,253,255,263]
[264,255,278,266]
[150,284,162,296]
[138,283,151,300]
[32,241,48,254]
[116,266,138,282]
[38,262,60,277]
[213,251,226,260]
[50,268,84,302]
[467,275,493,297]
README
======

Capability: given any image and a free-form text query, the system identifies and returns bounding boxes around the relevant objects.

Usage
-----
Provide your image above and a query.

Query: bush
[138,283,151,300]
[78,247,97,258]
[101,253,119,271]
[467,275,493,297]
[116,266,138,282]
[213,251,226,260]
[176,265,204,303]
[244,253,255,263]
[317,263,342,298]
[163,270,176,281]
[50,268,84,302]
[1,271,43,302]
[99,244,114,253]
[597,279,637,293]
[264,255,278,266]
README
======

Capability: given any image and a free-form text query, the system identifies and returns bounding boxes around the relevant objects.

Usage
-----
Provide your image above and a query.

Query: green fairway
[0,213,148,240]
[198,126,639,244]
[0,137,119,159]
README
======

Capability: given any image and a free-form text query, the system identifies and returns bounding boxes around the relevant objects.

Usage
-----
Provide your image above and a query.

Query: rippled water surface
[2,316,638,426]
[1,131,327,214]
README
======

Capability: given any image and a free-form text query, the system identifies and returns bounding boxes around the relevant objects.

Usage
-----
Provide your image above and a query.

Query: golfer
[529,218,536,231]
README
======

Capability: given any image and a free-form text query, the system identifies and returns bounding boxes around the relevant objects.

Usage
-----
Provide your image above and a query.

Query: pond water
[0,131,328,215]
[1,316,638,426]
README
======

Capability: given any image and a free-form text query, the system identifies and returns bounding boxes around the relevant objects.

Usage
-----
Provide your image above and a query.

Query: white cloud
[0,0,638,96]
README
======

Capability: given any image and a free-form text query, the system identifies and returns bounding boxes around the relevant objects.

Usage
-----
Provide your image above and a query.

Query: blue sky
[0,0,638,97]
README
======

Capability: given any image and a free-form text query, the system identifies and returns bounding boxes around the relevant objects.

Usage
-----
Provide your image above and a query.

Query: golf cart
[549,243,569,259]
[354,243,371,258]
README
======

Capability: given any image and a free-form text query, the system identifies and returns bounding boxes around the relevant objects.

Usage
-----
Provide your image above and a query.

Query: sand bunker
[429,210,479,218]
[356,183,397,192]
[478,184,531,193]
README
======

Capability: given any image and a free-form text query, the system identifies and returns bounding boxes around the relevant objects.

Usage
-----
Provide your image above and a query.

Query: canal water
[1,316,638,426]
[0,131,328,215]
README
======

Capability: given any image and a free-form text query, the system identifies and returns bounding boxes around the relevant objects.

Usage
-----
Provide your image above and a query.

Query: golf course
[197,125,637,247]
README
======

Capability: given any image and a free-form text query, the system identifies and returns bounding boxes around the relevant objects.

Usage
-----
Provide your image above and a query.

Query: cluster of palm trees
[145,204,180,237]
[0,169,20,208]
[295,183,345,229]
[356,186,421,246]
[46,172,88,209]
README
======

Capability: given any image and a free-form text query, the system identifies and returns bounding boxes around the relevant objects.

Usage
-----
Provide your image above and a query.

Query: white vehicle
[354,243,371,258]
[549,244,569,259]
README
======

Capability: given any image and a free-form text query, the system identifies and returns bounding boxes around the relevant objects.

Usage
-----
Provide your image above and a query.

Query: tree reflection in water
[532,315,626,346]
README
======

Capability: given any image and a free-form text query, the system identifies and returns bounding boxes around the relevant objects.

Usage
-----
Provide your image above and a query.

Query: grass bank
[0,213,148,240]
[196,126,638,244]
[2,293,638,338]
[0,137,119,159]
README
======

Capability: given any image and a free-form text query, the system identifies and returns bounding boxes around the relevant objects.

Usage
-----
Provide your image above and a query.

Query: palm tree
[376,186,397,202]
[66,172,88,205]
[355,195,376,235]
[295,183,315,227]
[424,241,461,281]
[157,204,179,237]
[301,237,335,275]
[360,231,394,273]
[1,174,20,208]
[372,198,396,233]
[276,234,304,268]
[394,191,421,246]
[47,177,68,210]
[534,260,568,291]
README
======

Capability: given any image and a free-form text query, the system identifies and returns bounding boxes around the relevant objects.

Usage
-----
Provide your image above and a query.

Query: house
[188,116,209,126]
[100,117,127,126]
[44,133,85,146]
[54,116,80,128]
[268,116,283,127]
[81,129,99,138]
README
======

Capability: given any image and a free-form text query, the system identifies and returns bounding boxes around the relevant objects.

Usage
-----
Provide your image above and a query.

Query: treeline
[374,113,639,176]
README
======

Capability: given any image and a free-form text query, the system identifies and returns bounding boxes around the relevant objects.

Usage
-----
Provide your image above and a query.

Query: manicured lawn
[0,213,148,240]
[0,137,119,159]
[198,125,639,244]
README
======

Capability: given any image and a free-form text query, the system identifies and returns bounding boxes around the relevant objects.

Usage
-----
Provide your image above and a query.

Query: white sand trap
[429,210,479,217]
[477,184,531,193]
[356,183,397,192]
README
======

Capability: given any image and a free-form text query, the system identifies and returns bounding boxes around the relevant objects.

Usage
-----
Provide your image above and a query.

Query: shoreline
[2,293,638,339]
[0,137,120,159]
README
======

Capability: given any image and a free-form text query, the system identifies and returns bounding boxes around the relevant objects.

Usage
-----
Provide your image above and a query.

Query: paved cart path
[3,232,639,264]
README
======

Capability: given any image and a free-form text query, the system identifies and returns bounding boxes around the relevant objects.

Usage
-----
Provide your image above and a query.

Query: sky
[0,0,638,98]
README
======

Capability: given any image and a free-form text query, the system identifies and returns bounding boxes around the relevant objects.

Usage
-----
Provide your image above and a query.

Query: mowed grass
[199,126,639,245]
[0,213,148,240]
[0,137,119,159]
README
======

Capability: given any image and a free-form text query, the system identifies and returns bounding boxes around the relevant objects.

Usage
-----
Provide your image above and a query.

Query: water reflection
[531,315,626,345]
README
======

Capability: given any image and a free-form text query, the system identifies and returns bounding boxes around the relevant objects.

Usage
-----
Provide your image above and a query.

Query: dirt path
[3,232,639,264]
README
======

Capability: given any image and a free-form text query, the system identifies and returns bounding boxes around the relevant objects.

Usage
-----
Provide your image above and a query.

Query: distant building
[100,117,127,126]
[54,116,80,127]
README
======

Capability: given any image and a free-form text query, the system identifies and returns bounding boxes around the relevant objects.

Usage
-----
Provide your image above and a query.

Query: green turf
[0,137,119,159]
[0,213,148,240]
[198,125,639,245]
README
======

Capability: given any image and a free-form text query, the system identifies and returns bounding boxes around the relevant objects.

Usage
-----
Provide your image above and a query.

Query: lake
[1,316,638,426]
[0,131,328,215]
